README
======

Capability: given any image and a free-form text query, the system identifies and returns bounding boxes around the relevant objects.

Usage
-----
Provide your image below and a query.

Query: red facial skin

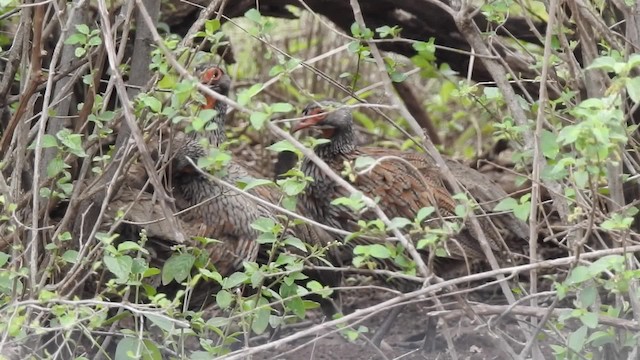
[199,67,224,110]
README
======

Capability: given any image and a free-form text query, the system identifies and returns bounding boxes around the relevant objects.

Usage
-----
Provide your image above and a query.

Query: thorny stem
[97,0,185,242]
[27,3,46,297]
[523,0,559,358]
[220,244,640,359]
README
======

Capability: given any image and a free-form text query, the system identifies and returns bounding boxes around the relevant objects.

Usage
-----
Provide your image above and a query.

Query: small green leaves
[267,140,300,154]
[162,253,195,285]
[567,325,588,353]
[115,338,161,360]
[354,244,391,259]
[375,25,401,38]
[238,83,263,107]
[56,128,86,157]
[416,207,435,223]
[139,94,162,113]
[216,289,233,309]
[332,192,367,212]
[104,255,133,283]
[540,129,559,159]
[251,298,271,334]
[350,23,373,40]
[205,19,221,34]
[248,102,294,130]
[62,250,78,264]
[353,156,376,171]
[65,24,101,58]
[493,194,531,222]
[40,134,59,148]
[223,272,248,289]
[250,112,269,130]
[271,102,293,113]
[250,217,278,233]
[626,77,640,103]
[244,8,262,23]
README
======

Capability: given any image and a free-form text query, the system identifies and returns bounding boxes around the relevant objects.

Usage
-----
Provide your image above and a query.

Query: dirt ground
[253,283,538,360]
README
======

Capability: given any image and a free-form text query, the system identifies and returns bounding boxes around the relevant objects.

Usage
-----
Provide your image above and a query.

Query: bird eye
[202,67,223,83]
[303,106,324,117]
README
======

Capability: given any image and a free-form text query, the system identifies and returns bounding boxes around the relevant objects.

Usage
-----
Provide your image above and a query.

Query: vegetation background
[0,0,640,359]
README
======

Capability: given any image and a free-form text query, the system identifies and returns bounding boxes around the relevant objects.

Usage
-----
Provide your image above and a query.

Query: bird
[291,100,525,280]
[166,67,343,313]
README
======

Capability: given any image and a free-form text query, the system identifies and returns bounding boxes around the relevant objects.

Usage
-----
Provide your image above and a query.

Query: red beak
[291,113,326,133]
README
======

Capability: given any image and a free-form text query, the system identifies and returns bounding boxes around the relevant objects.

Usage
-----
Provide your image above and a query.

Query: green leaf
[271,103,294,113]
[199,268,223,284]
[117,241,147,254]
[75,24,90,35]
[56,129,86,157]
[286,295,306,319]
[567,325,588,353]
[586,56,616,71]
[74,47,86,58]
[416,206,435,223]
[0,252,9,267]
[574,170,588,188]
[412,40,435,53]
[251,217,277,233]
[237,83,263,106]
[249,112,269,130]
[493,197,518,212]
[87,36,102,46]
[62,250,78,264]
[267,140,299,154]
[353,156,376,171]
[251,298,271,334]
[390,71,407,82]
[588,330,615,347]
[279,178,306,196]
[142,268,161,279]
[142,96,162,113]
[223,272,248,289]
[104,255,133,282]
[579,285,597,308]
[540,129,559,159]
[40,134,59,148]
[283,236,307,253]
[64,33,86,45]
[580,312,598,329]
[115,338,161,360]
[388,217,411,230]
[626,77,640,103]
[204,19,220,34]
[216,289,233,309]
[244,8,262,23]
[513,203,531,222]
[144,314,175,332]
[368,244,391,259]
[47,158,66,178]
[161,253,195,285]
[565,266,590,285]
[241,178,274,191]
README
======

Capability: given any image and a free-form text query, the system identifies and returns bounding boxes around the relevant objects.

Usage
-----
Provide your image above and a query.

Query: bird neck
[315,124,356,158]
[193,96,228,147]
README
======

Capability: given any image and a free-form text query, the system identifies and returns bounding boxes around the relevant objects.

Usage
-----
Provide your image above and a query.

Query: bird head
[291,100,351,138]
[197,66,231,110]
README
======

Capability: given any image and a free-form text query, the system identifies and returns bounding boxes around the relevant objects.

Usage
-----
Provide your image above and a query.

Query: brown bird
[291,100,520,278]
[167,68,342,313]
